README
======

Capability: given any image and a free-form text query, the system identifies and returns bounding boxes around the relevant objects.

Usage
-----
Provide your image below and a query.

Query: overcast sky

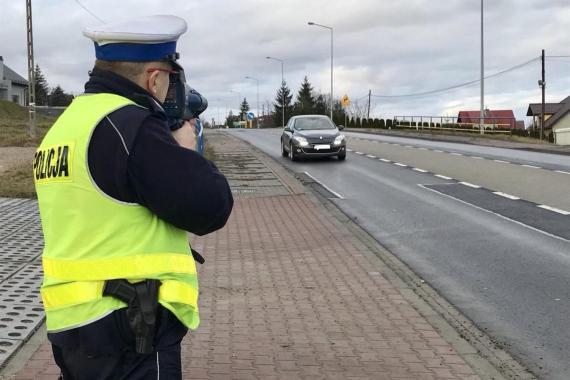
[1,0,569,124]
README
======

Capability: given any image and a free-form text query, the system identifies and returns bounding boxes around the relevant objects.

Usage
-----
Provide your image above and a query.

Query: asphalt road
[227,128,570,379]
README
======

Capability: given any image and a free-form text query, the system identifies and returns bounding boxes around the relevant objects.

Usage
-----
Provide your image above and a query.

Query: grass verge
[0,162,36,199]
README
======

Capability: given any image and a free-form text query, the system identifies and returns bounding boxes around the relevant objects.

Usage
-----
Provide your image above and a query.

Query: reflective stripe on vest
[41,279,198,311]
[42,253,197,281]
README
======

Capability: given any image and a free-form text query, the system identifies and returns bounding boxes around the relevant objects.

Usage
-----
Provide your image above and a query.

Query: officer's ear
[146,70,161,96]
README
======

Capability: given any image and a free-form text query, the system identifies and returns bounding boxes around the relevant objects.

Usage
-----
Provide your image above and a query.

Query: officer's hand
[172,120,197,151]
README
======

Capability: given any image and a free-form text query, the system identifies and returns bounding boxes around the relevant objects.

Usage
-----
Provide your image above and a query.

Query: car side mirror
[338,125,345,130]
[284,127,292,132]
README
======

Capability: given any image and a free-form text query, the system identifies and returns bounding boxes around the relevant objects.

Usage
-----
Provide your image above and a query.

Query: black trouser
[49,306,188,380]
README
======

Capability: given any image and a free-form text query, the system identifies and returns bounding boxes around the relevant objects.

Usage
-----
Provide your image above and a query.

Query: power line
[73,0,105,23]
[367,56,540,99]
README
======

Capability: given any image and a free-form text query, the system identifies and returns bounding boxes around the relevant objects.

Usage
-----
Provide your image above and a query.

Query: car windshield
[294,117,335,131]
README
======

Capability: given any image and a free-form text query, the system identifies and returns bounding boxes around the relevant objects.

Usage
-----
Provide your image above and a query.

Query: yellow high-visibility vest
[34,93,199,332]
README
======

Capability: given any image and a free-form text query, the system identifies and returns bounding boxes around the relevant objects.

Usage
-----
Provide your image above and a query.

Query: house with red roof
[457,110,520,129]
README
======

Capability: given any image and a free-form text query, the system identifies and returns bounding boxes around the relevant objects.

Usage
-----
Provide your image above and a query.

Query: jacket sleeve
[127,114,233,235]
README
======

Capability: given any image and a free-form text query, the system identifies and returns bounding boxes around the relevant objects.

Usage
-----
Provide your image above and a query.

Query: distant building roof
[457,110,516,128]
[2,63,28,86]
[526,96,570,116]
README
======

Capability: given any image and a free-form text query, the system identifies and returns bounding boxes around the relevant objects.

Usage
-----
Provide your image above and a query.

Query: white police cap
[83,15,187,63]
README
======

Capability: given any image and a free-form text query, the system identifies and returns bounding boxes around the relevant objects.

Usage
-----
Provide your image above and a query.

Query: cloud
[0,0,568,124]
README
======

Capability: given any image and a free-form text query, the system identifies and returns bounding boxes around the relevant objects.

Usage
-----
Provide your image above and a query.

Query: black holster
[103,279,161,355]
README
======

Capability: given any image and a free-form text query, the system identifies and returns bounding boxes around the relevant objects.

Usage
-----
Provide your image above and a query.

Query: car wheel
[289,142,297,161]
[338,153,346,161]
[281,140,288,157]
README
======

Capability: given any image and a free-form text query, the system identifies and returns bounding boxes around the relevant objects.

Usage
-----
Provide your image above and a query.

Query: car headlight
[334,135,345,145]
[293,136,309,147]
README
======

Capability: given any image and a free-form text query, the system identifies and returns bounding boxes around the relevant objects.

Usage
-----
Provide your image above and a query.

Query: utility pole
[26,0,36,138]
[540,49,545,141]
[266,57,285,128]
[479,0,485,135]
[367,89,371,119]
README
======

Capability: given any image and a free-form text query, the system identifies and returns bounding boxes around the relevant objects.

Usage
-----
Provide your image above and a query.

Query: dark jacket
[84,68,233,236]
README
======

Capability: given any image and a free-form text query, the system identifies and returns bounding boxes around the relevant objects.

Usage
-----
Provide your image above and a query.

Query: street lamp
[245,76,260,128]
[308,21,333,122]
[229,89,242,123]
[266,56,285,128]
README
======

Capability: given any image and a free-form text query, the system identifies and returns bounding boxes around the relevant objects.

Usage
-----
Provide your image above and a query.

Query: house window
[12,95,19,104]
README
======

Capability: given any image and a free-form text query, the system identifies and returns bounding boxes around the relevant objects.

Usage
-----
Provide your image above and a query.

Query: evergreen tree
[294,76,315,115]
[314,93,327,115]
[273,81,293,126]
[226,110,239,127]
[240,98,250,120]
[34,65,49,106]
[48,85,73,106]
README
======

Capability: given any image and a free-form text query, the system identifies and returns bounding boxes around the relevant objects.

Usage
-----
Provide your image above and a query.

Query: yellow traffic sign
[341,94,350,108]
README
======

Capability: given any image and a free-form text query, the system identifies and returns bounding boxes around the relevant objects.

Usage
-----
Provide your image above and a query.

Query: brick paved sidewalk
[9,193,481,379]
[4,131,492,379]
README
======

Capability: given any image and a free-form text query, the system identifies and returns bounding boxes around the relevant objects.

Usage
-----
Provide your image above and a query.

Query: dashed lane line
[538,205,570,216]
[419,184,570,243]
[493,192,521,200]
[459,182,481,189]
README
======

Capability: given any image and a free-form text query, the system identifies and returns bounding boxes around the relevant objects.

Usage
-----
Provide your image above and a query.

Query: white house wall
[553,113,570,145]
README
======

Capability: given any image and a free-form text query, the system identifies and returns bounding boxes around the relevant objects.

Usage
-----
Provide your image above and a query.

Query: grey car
[281,115,347,161]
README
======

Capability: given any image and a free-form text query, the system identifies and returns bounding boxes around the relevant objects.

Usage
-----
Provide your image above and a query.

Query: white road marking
[418,185,570,243]
[394,163,408,167]
[435,174,453,180]
[418,147,429,150]
[493,159,510,164]
[346,149,353,152]
[366,155,377,158]
[459,182,481,188]
[404,145,414,148]
[303,171,345,199]
[379,158,391,163]
[522,164,541,169]
[355,151,364,155]
[413,168,428,173]
[538,205,570,216]
[493,192,520,200]
[450,152,463,156]
[555,170,570,175]
[471,156,484,160]
[433,149,444,153]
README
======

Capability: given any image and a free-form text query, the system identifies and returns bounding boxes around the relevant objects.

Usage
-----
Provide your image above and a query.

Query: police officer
[33,15,233,379]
